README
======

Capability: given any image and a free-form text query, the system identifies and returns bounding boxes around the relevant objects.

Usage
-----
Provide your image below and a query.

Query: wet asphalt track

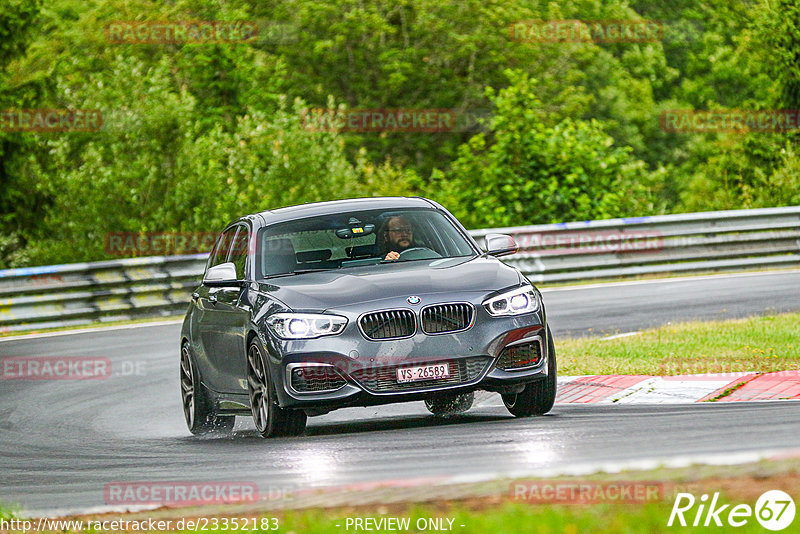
[1,270,799,515]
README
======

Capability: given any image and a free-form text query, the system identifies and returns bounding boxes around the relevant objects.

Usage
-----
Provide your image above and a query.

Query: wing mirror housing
[485,233,518,257]
[203,262,240,287]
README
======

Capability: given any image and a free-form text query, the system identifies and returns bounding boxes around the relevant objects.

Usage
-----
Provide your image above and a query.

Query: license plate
[396,363,450,383]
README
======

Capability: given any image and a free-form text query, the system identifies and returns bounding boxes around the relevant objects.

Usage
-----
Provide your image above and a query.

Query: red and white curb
[555,371,800,404]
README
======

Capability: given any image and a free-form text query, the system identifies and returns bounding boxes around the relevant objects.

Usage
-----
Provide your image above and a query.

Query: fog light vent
[496,341,542,370]
[290,366,346,393]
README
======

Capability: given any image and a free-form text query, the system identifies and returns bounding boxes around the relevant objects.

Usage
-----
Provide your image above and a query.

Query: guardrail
[1,206,799,332]
[0,255,208,332]
[471,205,800,283]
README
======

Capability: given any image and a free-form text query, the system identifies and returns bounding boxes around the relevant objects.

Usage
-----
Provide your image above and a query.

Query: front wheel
[502,328,557,417]
[181,343,235,435]
[247,339,306,438]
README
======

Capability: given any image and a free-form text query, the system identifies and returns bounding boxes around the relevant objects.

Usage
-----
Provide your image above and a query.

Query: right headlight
[482,284,540,316]
[266,313,348,339]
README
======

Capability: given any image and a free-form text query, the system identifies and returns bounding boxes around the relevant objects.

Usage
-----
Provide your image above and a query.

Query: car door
[193,225,250,393]
[212,224,252,392]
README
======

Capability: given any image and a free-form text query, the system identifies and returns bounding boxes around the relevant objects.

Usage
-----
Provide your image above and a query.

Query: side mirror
[203,262,239,286]
[485,233,518,257]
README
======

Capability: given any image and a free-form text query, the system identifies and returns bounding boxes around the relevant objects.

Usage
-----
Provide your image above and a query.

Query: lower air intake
[496,341,542,370]
[290,366,347,393]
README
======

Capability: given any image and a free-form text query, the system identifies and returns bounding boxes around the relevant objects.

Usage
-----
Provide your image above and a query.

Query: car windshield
[255,208,476,278]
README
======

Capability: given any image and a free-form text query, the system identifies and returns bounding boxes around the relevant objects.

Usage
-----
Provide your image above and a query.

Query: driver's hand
[384,251,400,261]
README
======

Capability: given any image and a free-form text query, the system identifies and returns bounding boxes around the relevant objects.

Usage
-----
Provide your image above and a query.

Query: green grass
[558,312,800,376]
[4,502,766,534]
[7,459,800,533]
[0,507,15,521]
[274,460,800,533]
[278,503,678,533]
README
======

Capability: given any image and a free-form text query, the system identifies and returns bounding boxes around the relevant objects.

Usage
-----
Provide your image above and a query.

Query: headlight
[483,285,540,316]
[266,313,348,339]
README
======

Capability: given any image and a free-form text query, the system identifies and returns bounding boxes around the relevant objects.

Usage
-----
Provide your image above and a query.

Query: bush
[434,71,655,229]
[16,58,414,265]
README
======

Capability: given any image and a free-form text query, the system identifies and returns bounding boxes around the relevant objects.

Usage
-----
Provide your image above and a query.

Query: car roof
[251,197,437,226]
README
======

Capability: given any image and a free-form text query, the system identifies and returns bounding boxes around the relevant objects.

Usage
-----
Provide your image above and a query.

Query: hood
[259,256,523,311]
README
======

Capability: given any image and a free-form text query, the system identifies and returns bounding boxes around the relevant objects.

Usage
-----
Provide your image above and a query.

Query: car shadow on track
[175,411,565,443]
[303,413,514,437]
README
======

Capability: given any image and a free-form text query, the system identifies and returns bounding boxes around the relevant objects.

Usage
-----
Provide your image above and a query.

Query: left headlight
[266,313,348,339]
[483,284,540,316]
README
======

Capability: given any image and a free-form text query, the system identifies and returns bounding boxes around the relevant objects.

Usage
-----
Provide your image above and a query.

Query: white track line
[448,447,800,484]
[539,268,800,293]
[598,331,640,341]
[0,319,183,342]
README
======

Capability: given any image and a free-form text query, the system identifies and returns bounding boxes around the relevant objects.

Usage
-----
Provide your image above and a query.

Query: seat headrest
[296,249,332,263]
[263,238,297,276]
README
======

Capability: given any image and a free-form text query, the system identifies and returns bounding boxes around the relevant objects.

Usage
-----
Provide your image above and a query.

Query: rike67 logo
[668,490,795,530]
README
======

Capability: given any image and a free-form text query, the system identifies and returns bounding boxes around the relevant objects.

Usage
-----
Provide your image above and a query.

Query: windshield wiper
[263,268,335,280]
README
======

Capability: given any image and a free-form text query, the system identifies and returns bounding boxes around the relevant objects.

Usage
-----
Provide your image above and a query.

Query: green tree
[434,71,655,229]
[17,55,413,264]
[677,0,800,211]
[0,0,43,267]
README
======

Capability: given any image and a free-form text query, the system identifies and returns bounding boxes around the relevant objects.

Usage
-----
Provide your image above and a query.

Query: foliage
[673,0,800,211]
[18,56,413,264]
[434,71,655,228]
[1,0,800,266]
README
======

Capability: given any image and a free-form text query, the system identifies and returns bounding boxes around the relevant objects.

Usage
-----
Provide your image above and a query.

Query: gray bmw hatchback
[180,197,556,437]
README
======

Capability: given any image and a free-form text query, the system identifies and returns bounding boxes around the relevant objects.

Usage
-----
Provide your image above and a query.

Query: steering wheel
[397,247,442,260]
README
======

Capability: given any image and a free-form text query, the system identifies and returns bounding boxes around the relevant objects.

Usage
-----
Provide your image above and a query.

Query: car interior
[257,209,474,278]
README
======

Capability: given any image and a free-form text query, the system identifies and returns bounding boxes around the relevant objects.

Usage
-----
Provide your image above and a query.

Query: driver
[380,215,416,261]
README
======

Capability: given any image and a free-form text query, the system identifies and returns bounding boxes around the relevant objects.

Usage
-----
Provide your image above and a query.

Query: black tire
[181,343,235,435]
[247,339,307,438]
[502,327,557,417]
[424,391,474,416]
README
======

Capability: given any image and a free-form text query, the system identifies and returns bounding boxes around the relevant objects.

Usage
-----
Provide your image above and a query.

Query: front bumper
[264,304,550,411]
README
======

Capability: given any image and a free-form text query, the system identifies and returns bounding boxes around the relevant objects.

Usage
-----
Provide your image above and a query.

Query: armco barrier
[0,255,208,332]
[1,206,799,332]
[472,205,800,283]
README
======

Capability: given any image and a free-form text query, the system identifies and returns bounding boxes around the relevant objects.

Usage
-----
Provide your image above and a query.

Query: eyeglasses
[389,227,413,234]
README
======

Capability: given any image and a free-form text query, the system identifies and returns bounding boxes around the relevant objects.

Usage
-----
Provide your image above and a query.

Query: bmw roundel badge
[407,295,421,305]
